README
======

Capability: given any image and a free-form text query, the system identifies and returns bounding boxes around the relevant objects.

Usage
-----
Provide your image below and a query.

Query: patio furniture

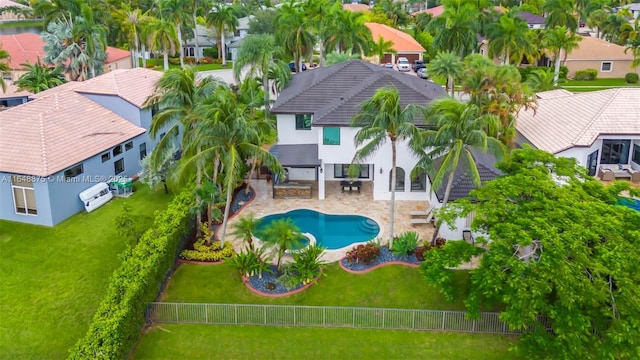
[598,165,633,180]
[411,207,435,225]
[340,180,361,193]
[463,230,474,245]
[629,169,640,183]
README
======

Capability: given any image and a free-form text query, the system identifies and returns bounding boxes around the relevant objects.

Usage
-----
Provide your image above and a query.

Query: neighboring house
[182,24,216,58]
[0,81,30,108]
[517,11,546,29]
[0,0,30,22]
[412,5,503,17]
[563,35,638,79]
[343,3,372,12]
[0,68,171,226]
[516,88,640,177]
[0,33,132,81]
[620,3,640,19]
[270,60,446,202]
[365,22,425,64]
[228,16,252,61]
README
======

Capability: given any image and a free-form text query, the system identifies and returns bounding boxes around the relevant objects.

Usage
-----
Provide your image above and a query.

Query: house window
[410,172,427,192]
[333,164,369,178]
[323,127,340,145]
[114,159,125,175]
[601,61,612,72]
[151,105,159,117]
[2,71,12,80]
[101,152,110,163]
[632,144,640,164]
[389,167,405,191]
[295,114,312,130]
[139,143,147,160]
[600,140,630,164]
[64,164,84,179]
[125,141,133,151]
[113,145,123,156]
[11,176,37,215]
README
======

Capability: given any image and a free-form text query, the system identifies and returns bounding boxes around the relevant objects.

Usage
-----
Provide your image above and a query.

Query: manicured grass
[0,20,43,28]
[140,58,233,71]
[132,324,521,359]
[0,184,173,359]
[161,261,488,311]
[563,78,639,87]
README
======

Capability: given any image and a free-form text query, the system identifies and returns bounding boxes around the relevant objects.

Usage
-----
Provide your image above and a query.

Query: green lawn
[0,184,173,359]
[563,78,640,87]
[161,261,489,311]
[132,324,521,359]
[0,20,43,29]
[140,58,233,72]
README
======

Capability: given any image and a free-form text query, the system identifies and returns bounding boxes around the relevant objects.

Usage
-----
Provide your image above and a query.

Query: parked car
[417,67,429,79]
[288,62,307,72]
[396,57,410,72]
[383,62,394,69]
[412,60,426,72]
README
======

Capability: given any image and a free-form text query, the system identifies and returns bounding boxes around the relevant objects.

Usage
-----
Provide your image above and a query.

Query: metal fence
[146,303,526,335]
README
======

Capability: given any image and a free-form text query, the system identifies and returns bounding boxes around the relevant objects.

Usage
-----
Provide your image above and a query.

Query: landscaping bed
[340,246,421,272]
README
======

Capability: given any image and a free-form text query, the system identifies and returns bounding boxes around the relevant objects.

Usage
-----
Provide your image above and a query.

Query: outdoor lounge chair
[463,230,474,245]
[411,207,435,225]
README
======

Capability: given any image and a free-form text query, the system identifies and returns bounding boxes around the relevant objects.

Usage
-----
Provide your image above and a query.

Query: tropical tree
[207,3,238,66]
[159,0,190,68]
[410,98,507,243]
[587,8,609,38]
[230,213,262,250]
[543,0,578,31]
[325,52,360,65]
[525,68,557,92]
[351,86,421,248]
[147,16,178,71]
[139,142,177,194]
[70,4,107,79]
[601,11,630,44]
[370,35,396,65]
[275,0,314,73]
[112,4,149,68]
[323,4,371,56]
[427,52,464,97]
[260,218,305,275]
[31,0,81,26]
[14,58,66,93]
[428,0,480,57]
[543,26,582,86]
[0,47,10,93]
[375,0,411,27]
[486,7,533,65]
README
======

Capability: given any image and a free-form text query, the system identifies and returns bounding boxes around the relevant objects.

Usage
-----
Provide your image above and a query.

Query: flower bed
[340,246,422,273]
[243,265,317,297]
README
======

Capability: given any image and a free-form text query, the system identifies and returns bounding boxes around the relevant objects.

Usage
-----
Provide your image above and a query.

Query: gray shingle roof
[518,11,545,25]
[271,60,447,126]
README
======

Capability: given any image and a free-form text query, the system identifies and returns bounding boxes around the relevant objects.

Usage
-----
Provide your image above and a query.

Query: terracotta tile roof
[0,91,145,177]
[566,35,634,61]
[535,89,574,99]
[0,33,131,70]
[412,5,502,16]
[71,68,162,108]
[0,0,29,8]
[343,3,371,12]
[1,81,32,98]
[517,88,640,154]
[364,22,425,52]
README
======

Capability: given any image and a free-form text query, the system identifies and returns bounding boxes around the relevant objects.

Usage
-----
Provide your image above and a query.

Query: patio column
[318,163,325,200]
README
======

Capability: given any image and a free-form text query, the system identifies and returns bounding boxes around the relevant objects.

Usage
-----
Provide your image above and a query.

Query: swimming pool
[258,209,380,250]
[619,197,640,211]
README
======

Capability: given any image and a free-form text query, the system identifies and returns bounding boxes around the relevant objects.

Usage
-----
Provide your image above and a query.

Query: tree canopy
[422,147,640,359]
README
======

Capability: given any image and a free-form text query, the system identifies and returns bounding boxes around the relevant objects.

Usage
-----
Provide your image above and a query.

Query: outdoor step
[359,219,379,232]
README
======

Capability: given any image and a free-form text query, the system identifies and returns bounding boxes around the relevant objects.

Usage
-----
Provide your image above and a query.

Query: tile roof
[343,3,371,12]
[0,0,29,8]
[412,5,502,17]
[0,91,145,177]
[71,68,163,108]
[271,60,447,126]
[516,88,640,154]
[432,149,501,202]
[535,88,574,99]
[0,33,131,70]
[365,22,425,52]
[517,11,545,24]
[566,35,634,61]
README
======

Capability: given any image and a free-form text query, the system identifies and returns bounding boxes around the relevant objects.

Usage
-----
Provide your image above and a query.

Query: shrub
[278,244,326,289]
[392,231,420,256]
[68,191,194,359]
[625,72,639,84]
[434,238,447,247]
[574,68,598,81]
[203,47,217,59]
[168,57,180,65]
[519,66,568,82]
[179,239,235,262]
[199,56,214,64]
[185,57,196,65]
[232,246,271,279]
[345,243,381,264]
[559,65,568,79]
[414,244,433,261]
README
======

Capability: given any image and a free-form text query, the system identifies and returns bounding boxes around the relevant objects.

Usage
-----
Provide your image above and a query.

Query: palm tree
[160,0,190,68]
[411,98,507,243]
[14,59,66,93]
[112,4,149,68]
[526,68,557,92]
[587,8,608,38]
[543,0,578,32]
[486,7,533,65]
[147,16,178,71]
[31,0,81,26]
[370,36,396,65]
[427,52,464,97]
[351,86,421,249]
[305,0,332,67]
[207,3,238,66]
[275,0,315,73]
[543,26,582,86]
[260,218,305,275]
[428,0,480,57]
[71,4,107,79]
[230,214,262,250]
[0,48,10,93]
[323,5,371,56]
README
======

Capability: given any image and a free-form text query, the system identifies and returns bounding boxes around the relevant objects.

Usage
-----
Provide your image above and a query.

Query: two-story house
[0,68,172,226]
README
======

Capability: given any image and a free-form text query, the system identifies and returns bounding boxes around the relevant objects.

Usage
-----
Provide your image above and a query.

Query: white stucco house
[516,88,640,178]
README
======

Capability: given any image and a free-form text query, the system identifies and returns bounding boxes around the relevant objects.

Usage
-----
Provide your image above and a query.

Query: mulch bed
[243,265,318,297]
[339,247,422,274]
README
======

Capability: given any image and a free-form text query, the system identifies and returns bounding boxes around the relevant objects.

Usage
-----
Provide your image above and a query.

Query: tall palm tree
[305,0,332,67]
[427,52,464,97]
[31,0,81,26]
[323,4,372,56]
[207,3,238,66]
[275,0,315,73]
[411,98,507,243]
[351,86,421,248]
[486,7,533,65]
[0,48,10,93]
[230,213,262,250]
[587,8,609,38]
[14,59,66,93]
[543,0,578,31]
[543,26,582,86]
[370,36,396,65]
[260,218,305,275]
[112,4,149,68]
[428,0,480,57]
[160,0,190,68]
[71,4,107,79]
[147,16,178,71]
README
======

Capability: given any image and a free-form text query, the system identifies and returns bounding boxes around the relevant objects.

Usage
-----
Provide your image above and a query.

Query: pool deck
[226,179,435,263]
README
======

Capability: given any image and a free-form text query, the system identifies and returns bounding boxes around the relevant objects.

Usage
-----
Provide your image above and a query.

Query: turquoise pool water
[619,197,640,211]
[258,209,380,250]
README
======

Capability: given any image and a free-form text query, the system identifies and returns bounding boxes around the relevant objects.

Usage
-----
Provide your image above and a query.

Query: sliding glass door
[600,140,631,164]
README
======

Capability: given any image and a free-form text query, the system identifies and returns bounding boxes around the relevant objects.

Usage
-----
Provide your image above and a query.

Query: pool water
[258,209,380,250]
[619,197,640,211]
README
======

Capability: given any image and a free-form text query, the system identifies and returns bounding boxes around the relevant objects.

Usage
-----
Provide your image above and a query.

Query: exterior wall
[554,135,640,171]
[276,114,319,144]
[0,173,54,226]
[565,59,636,79]
[104,56,133,72]
[286,167,317,181]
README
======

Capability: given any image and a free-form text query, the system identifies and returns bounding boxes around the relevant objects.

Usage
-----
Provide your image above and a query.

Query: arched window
[389,167,405,191]
[411,172,427,192]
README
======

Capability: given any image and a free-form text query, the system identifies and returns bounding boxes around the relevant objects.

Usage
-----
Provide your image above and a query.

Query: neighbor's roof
[432,149,502,202]
[0,91,145,177]
[365,22,425,52]
[271,60,447,127]
[30,67,162,108]
[535,89,574,99]
[412,5,502,17]
[0,33,131,70]
[0,0,29,8]
[343,3,371,12]
[565,35,635,61]
[517,88,640,154]
[518,11,545,24]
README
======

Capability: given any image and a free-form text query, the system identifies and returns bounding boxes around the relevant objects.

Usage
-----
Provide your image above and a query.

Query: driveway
[196,66,249,85]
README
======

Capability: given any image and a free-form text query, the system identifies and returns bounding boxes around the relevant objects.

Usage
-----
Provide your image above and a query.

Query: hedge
[68,191,194,359]
[625,72,639,84]
[574,68,598,81]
